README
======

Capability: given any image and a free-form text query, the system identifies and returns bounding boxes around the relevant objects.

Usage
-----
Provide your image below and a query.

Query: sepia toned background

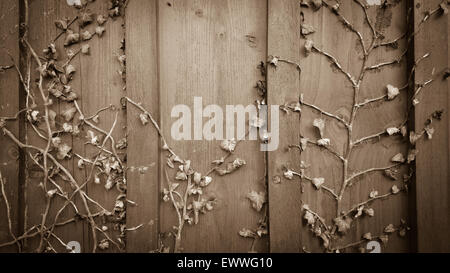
[0,0,448,253]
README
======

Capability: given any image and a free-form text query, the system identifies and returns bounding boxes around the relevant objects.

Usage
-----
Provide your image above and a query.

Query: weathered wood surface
[157,0,268,252]
[0,0,20,253]
[125,0,160,252]
[268,0,411,252]
[25,0,86,252]
[413,0,450,253]
[267,0,303,253]
[0,0,448,253]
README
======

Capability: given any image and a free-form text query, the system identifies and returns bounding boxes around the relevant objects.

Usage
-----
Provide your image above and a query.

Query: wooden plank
[346,1,410,253]
[269,1,410,252]
[414,0,450,253]
[125,0,160,253]
[158,0,268,252]
[0,0,20,253]
[77,1,127,252]
[25,0,85,252]
[267,0,302,253]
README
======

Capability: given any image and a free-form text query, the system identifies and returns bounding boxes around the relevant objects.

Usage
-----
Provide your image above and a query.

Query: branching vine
[275,0,448,252]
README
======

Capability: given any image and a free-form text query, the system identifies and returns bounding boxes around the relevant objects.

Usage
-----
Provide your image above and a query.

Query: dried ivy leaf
[64,30,79,46]
[212,158,224,165]
[300,137,309,151]
[304,39,314,56]
[30,110,39,122]
[81,30,93,41]
[363,207,374,217]
[192,200,204,224]
[77,159,85,169]
[139,113,149,125]
[384,224,396,234]
[97,14,107,25]
[283,169,294,180]
[407,149,418,164]
[239,228,256,238]
[105,177,114,190]
[220,139,237,152]
[440,2,449,14]
[79,11,93,28]
[362,232,372,240]
[94,173,101,184]
[312,177,324,190]
[268,56,279,67]
[424,126,435,139]
[391,185,400,194]
[384,168,398,180]
[95,26,106,37]
[65,64,76,78]
[369,190,378,199]
[62,106,77,122]
[409,131,422,145]
[98,239,110,250]
[66,0,81,7]
[386,84,399,100]
[55,19,68,30]
[43,43,58,59]
[62,122,73,133]
[317,138,330,147]
[333,216,352,234]
[193,172,202,184]
[354,206,364,218]
[300,0,310,7]
[391,153,405,163]
[303,210,315,226]
[301,24,315,36]
[313,118,325,138]
[246,191,266,212]
[175,171,187,181]
[200,176,212,187]
[56,143,72,160]
[87,130,99,145]
[400,125,408,137]
[386,127,400,136]
[379,234,389,245]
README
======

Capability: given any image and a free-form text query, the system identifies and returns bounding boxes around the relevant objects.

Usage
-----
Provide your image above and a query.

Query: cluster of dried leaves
[0,0,130,253]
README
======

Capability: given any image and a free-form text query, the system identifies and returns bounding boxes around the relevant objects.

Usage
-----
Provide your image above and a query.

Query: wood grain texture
[78,0,126,252]
[158,0,268,252]
[414,0,450,253]
[0,0,448,253]
[125,0,160,253]
[25,0,85,252]
[0,0,20,253]
[269,1,410,252]
[267,0,303,253]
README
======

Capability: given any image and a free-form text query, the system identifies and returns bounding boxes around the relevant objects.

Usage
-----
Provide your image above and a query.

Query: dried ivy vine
[273,0,448,252]
[0,0,267,253]
[0,0,131,252]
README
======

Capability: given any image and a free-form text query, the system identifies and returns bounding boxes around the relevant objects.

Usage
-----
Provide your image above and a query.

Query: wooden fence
[0,0,448,253]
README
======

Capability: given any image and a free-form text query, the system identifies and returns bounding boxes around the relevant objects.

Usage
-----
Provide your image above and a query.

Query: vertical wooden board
[26,0,85,252]
[78,1,127,252]
[269,1,410,252]
[348,1,410,253]
[414,0,450,253]
[158,0,268,252]
[267,0,303,252]
[296,2,359,253]
[125,0,160,253]
[0,0,20,253]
